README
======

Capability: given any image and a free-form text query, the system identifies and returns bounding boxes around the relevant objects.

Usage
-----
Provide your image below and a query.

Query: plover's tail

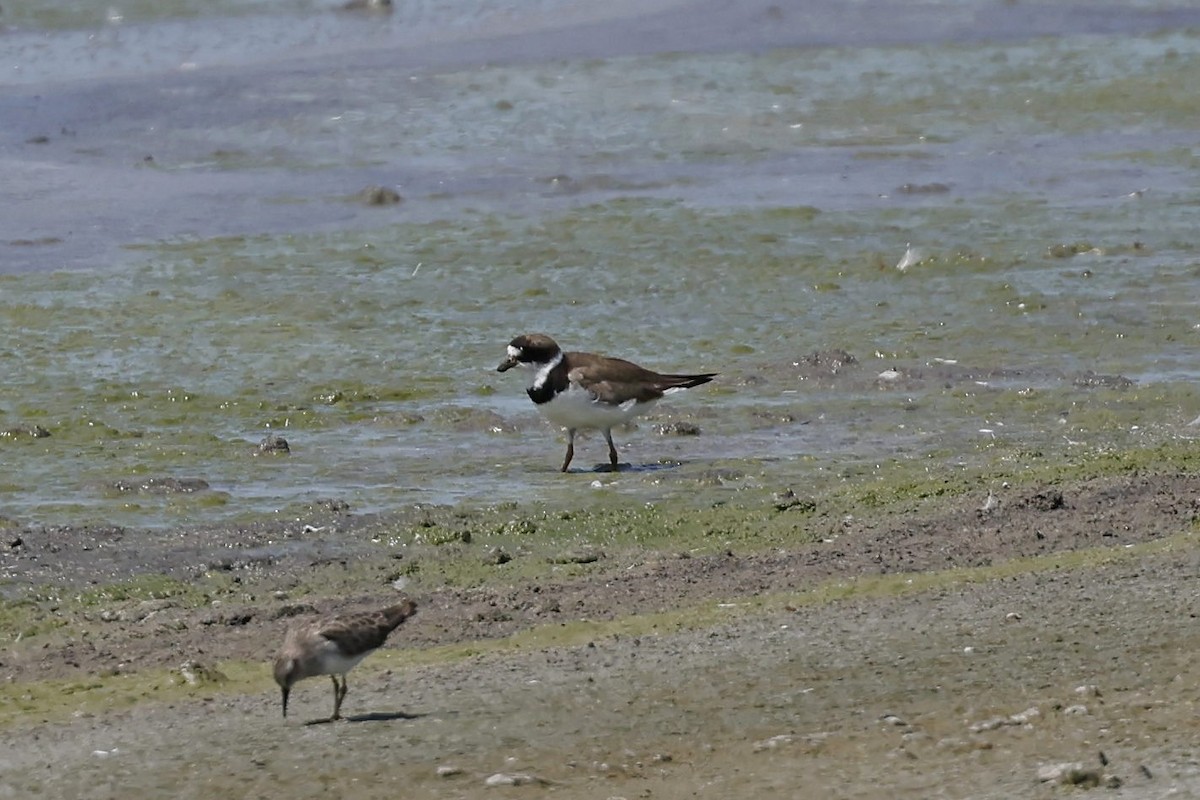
[657,373,717,392]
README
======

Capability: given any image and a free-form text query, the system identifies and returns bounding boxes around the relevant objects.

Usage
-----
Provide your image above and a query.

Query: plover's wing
[568,363,665,406]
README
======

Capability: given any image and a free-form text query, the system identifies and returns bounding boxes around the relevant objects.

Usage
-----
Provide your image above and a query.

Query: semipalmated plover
[273,599,417,721]
[497,333,716,472]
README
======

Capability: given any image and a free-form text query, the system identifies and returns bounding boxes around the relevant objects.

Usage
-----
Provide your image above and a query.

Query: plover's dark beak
[281,686,290,718]
[497,356,517,372]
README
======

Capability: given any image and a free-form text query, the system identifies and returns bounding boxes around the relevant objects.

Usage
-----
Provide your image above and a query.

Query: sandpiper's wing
[317,601,417,657]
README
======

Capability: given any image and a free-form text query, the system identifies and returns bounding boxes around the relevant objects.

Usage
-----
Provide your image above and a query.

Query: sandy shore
[3,467,1199,798]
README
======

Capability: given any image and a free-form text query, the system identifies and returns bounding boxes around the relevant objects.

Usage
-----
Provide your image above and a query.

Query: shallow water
[2,1,1200,527]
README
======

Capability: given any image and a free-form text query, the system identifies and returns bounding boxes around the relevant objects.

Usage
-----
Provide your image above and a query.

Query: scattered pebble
[1036,762,1102,787]
[436,765,462,778]
[969,706,1039,733]
[1009,707,1040,725]
[936,737,992,753]
[752,734,794,752]
[484,773,545,787]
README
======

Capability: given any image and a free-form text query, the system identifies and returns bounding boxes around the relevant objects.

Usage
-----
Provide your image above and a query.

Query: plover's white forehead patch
[507,344,522,359]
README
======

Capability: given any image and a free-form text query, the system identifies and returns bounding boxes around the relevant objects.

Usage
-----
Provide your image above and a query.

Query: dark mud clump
[109,477,211,494]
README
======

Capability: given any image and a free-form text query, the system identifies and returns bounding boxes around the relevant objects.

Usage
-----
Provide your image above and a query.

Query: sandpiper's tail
[381,599,418,631]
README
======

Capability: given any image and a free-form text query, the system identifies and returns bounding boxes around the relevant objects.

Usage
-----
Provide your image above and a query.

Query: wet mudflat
[4,2,1200,796]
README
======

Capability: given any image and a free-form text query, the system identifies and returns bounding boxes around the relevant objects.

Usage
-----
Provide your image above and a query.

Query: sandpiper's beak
[281,686,290,718]
[496,356,518,372]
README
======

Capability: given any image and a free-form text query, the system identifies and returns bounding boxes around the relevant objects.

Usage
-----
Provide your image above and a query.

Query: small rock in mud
[1047,242,1097,258]
[751,410,798,425]
[501,519,536,536]
[343,0,392,10]
[272,603,319,619]
[772,488,814,512]
[752,734,795,752]
[936,737,992,753]
[110,477,210,495]
[1024,490,1065,511]
[1036,762,1101,787]
[354,185,402,204]
[1,424,51,439]
[484,773,546,787]
[548,546,603,564]
[897,182,951,194]
[695,468,744,486]
[178,660,227,686]
[257,434,290,454]
[969,705,1040,733]
[1072,371,1134,389]
[653,421,701,436]
[531,598,561,615]
[200,609,255,627]
[436,765,463,778]
[473,606,513,623]
[483,547,512,565]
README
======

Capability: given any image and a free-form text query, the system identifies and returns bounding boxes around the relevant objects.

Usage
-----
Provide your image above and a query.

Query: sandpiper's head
[274,656,298,717]
[497,333,561,372]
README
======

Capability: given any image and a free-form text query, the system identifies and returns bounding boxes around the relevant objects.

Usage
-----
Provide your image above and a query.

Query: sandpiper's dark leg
[561,429,576,472]
[330,674,348,720]
[603,428,619,470]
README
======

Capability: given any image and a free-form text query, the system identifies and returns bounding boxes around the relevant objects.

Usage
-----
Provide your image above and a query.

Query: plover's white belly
[539,385,656,430]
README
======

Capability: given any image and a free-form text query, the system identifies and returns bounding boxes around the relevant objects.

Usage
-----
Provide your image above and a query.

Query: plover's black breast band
[527,384,557,405]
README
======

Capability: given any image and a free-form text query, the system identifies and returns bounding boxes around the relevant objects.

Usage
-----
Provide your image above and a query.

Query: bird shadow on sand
[303,710,424,726]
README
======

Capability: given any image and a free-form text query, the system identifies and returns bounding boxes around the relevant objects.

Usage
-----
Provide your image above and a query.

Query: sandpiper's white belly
[538,385,656,430]
[314,641,370,675]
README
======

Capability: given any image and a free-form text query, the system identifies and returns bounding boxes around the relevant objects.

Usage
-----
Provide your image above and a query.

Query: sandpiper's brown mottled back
[273,599,417,721]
